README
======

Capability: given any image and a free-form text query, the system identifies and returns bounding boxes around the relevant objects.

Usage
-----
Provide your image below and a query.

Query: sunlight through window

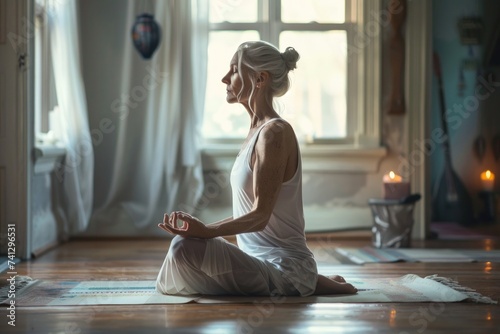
[204,0,355,142]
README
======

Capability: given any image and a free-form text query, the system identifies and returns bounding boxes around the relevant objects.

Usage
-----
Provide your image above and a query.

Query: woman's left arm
[158,121,293,239]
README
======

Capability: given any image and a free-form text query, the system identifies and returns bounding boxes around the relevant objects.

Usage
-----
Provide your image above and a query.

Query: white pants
[155,236,299,296]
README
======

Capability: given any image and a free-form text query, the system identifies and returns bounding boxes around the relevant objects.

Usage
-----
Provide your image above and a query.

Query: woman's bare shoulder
[259,119,295,143]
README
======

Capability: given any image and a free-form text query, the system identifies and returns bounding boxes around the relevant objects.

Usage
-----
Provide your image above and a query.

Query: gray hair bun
[281,47,300,71]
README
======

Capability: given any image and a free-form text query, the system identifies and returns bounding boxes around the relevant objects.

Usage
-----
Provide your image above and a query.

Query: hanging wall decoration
[492,134,500,162]
[387,0,407,115]
[131,13,161,59]
[473,135,487,162]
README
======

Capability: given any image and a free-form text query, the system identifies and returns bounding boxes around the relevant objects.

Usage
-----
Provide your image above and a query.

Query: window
[203,0,377,145]
[34,0,58,141]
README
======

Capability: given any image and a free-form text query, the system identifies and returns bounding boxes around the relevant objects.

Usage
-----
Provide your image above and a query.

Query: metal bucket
[368,194,421,248]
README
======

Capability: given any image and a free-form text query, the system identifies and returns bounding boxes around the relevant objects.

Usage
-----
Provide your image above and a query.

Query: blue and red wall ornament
[131,13,161,59]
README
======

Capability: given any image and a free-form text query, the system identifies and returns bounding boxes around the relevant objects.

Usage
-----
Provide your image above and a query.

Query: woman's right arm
[208,216,234,227]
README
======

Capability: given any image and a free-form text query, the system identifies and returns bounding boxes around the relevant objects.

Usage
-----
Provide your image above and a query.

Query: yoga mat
[333,247,500,264]
[1,274,496,306]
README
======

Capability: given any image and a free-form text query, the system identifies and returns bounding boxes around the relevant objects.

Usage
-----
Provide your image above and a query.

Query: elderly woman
[156,41,357,296]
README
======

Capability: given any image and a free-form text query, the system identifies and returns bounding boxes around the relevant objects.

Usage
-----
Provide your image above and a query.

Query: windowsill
[33,144,66,174]
[201,144,387,173]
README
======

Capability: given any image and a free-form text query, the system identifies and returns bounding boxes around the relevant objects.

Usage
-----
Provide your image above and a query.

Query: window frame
[34,0,57,138]
[203,0,385,172]
[35,0,49,134]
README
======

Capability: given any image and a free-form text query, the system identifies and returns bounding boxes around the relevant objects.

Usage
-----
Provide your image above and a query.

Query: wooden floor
[2,233,500,333]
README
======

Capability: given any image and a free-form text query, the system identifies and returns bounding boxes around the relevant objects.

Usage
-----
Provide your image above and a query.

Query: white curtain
[88,0,208,233]
[47,0,94,235]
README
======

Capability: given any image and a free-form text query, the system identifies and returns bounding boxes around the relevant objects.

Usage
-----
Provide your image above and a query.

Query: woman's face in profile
[221,52,251,104]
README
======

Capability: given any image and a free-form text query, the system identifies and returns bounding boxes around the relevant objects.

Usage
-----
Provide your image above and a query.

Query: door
[0,0,32,259]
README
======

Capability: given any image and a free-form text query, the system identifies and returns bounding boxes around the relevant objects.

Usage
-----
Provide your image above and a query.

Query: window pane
[203,31,260,138]
[281,0,345,23]
[279,31,347,139]
[209,0,258,23]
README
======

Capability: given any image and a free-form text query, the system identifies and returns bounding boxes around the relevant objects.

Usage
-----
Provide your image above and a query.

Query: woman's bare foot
[313,274,357,295]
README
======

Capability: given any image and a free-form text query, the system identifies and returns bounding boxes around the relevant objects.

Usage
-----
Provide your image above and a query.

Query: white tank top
[231,118,317,296]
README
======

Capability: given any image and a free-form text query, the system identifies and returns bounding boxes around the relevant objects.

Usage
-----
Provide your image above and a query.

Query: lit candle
[382,171,410,199]
[480,170,495,191]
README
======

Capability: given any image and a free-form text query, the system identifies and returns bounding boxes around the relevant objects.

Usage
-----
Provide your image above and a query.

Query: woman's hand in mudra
[158,211,214,239]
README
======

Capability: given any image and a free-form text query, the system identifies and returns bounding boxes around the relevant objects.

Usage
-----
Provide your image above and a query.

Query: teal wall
[431,0,500,222]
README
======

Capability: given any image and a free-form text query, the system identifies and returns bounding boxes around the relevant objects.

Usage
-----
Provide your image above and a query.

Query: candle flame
[389,171,395,180]
[481,170,495,182]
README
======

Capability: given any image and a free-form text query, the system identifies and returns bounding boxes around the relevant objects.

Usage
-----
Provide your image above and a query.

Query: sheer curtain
[47,0,94,235]
[87,0,208,234]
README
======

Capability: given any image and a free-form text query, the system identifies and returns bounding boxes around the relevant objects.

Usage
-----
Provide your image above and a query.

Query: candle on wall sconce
[480,170,495,191]
[382,171,411,199]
